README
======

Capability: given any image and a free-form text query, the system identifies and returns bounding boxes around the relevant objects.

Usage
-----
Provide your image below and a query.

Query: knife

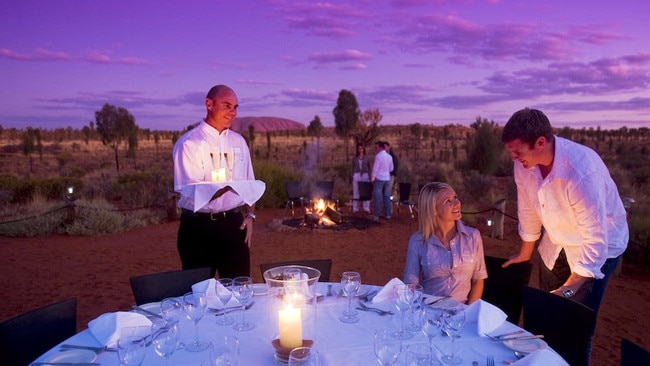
[498,335,545,341]
[31,363,100,366]
[132,305,162,318]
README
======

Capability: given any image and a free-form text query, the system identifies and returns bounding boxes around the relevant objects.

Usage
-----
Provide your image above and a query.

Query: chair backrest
[286,181,303,200]
[260,259,332,282]
[357,181,373,201]
[130,267,212,305]
[314,181,334,200]
[0,297,77,366]
[482,256,532,324]
[522,285,596,366]
[621,337,650,366]
[398,182,412,202]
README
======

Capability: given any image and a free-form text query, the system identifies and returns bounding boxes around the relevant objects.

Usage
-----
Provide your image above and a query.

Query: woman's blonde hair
[418,182,454,241]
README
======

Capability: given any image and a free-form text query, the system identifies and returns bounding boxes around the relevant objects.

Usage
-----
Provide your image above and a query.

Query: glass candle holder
[263,265,321,364]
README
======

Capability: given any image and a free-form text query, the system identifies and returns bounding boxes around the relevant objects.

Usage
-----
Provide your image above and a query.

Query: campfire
[303,198,341,228]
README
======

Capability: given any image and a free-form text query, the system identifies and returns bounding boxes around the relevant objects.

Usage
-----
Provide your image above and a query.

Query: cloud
[0,47,150,65]
[273,1,369,39]
[308,49,372,64]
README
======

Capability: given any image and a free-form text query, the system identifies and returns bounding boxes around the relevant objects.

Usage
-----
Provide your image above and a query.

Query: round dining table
[32,282,563,366]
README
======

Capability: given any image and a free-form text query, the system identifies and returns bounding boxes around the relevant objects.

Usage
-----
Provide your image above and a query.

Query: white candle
[278,304,302,349]
[211,168,227,182]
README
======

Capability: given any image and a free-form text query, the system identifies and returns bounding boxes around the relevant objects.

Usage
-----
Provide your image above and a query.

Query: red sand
[1,208,648,365]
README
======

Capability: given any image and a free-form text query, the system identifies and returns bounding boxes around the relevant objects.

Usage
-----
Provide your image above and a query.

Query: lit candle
[278,303,302,349]
[211,168,227,182]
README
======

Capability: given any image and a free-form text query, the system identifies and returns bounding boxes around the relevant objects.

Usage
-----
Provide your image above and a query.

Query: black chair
[621,337,650,366]
[351,181,373,213]
[0,297,77,366]
[522,285,596,366]
[260,259,332,282]
[129,267,212,305]
[395,182,416,218]
[314,181,338,209]
[482,256,532,324]
[283,181,307,217]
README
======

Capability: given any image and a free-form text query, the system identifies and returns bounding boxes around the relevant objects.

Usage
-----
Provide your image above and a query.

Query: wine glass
[421,306,444,350]
[215,278,234,326]
[232,276,255,331]
[405,284,424,332]
[117,335,146,366]
[339,271,361,323]
[151,319,180,363]
[374,328,402,365]
[405,343,432,366]
[182,291,209,352]
[210,335,239,366]
[160,297,182,325]
[288,346,319,366]
[393,284,415,339]
[441,309,466,365]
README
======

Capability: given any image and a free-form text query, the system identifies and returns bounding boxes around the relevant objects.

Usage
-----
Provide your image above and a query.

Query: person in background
[385,141,398,196]
[173,85,257,278]
[351,143,372,213]
[403,182,486,304]
[501,108,628,313]
[371,141,393,220]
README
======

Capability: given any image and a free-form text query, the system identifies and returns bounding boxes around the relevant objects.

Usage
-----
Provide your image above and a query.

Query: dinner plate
[44,349,97,363]
[139,301,161,313]
[253,283,268,296]
[503,338,549,354]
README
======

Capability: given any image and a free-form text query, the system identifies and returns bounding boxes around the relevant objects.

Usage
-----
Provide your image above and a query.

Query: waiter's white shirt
[515,136,628,279]
[173,121,254,213]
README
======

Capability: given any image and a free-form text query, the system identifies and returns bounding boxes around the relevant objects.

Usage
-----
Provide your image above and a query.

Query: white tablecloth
[33,283,565,366]
[181,180,266,212]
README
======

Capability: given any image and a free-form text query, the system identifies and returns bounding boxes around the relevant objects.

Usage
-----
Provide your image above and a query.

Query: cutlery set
[209,300,255,315]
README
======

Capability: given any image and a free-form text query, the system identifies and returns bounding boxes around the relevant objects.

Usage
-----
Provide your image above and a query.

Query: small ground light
[66,186,74,195]
[486,218,493,227]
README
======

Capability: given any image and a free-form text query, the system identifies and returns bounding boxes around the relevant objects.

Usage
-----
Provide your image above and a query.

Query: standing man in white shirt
[501,108,628,314]
[371,141,394,221]
[173,85,257,278]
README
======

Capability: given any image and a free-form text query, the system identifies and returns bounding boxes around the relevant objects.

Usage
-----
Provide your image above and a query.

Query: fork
[356,301,393,315]
[59,344,116,353]
[487,355,495,366]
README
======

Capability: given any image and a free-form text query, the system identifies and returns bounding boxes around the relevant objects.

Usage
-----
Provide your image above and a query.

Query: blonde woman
[402,182,486,304]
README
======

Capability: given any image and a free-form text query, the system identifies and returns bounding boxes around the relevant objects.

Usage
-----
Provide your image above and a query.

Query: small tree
[353,108,382,147]
[307,115,324,163]
[21,127,36,173]
[95,103,137,172]
[333,89,360,161]
[466,117,501,174]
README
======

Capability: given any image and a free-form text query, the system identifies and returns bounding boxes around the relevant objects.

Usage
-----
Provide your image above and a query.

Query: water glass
[151,319,180,363]
[160,297,182,325]
[210,335,239,366]
[215,278,235,326]
[339,271,361,323]
[421,307,444,348]
[183,291,209,352]
[374,328,402,365]
[405,284,424,332]
[232,276,255,331]
[288,346,319,366]
[393,284,416,339]
[441,309,465,365]
[117,335,146,366]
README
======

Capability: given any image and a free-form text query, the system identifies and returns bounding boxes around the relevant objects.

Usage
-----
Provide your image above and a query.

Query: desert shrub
[0,175,83,203]
[0,202,67,237]
[253,160,302,208]
[65,200,125,235]
[106,169,172,208]
[461,170,496,206]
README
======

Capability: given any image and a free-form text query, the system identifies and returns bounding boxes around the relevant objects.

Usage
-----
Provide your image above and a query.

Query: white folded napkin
[465,299,507,335]
[88,311,152,347]
[511,349,569,366]
[181,180,266,212]
[372,277,405,304]
[192,278,219,298]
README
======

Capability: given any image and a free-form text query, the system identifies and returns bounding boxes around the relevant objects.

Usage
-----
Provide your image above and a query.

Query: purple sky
[2,0,649,131]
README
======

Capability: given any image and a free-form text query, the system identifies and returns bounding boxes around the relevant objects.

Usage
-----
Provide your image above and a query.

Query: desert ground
[1,207,648,365]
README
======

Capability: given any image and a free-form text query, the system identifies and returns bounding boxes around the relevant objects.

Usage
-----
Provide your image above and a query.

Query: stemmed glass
[405,284,424,332]
[160,297,182,325]
[215,278,234,326]
[210,335,239,366]
[393,284,416,339]
[441,309,466,365]
[421,307,444,350]
[225,147,235,180]
[339,271,361,323]
[117,335,146,366]
[405,344,432,366]
[151,319,180,363]
[232,276,255,331]
[374,328,402,365]
[182,291,209,352]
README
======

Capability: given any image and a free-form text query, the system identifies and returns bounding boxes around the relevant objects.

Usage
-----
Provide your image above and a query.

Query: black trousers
[177,209,250,278]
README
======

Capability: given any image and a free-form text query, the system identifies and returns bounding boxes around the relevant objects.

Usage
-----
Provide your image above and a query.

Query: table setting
[31,268,568,366]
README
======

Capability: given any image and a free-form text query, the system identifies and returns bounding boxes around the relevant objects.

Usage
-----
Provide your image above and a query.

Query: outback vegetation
[1,95,649,265]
